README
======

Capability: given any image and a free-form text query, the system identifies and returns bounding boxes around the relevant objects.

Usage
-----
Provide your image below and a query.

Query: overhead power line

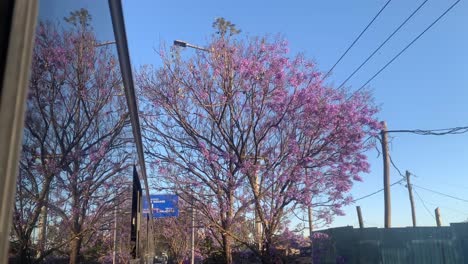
[354,0,461,93]
[323,0,393,79]
[389,153,405,178]
[412,183,468,203]
[387,126,468,135]
[338,0,430,89]
[413,187,436,220]
[352,178,405,202]
[423,199,468,217]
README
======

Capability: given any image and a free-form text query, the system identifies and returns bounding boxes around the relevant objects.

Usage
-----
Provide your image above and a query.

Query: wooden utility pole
[356,206,364,229]
[435,207,442,227]
[308,206,313,237]
[381,121,391,228]
[406,171,417,227]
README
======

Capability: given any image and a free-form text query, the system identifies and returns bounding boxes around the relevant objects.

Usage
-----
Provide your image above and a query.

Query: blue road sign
[142,194,179,218]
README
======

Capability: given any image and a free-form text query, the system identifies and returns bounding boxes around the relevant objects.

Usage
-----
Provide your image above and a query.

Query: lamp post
[175,39,270,256]
[94,40,116,47]
[173,40,209,52]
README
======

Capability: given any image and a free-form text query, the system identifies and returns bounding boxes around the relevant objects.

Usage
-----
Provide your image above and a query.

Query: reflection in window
[11,3,135,263]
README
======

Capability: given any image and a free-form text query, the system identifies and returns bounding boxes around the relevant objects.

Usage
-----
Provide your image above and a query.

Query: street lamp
[173,40,209,52]
[94,40,116,47]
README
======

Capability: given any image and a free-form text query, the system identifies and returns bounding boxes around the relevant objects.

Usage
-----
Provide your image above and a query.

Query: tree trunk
[69,235,82,264]
[16,243,31,264]
[222,234,232,264]
[260,236,278,264]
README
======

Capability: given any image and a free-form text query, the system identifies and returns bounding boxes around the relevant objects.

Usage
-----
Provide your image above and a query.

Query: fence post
[435,207,442,227]
[356,206,364,229]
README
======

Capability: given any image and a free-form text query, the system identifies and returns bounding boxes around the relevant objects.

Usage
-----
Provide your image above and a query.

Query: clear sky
[39,0,468,230]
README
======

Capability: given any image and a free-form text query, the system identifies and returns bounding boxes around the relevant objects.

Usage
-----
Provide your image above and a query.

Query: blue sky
[39,0,468,229]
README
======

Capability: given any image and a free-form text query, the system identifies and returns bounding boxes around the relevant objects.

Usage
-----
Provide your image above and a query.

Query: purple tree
[137,19,379,264]
[152,201,199,264]
[13,9,131,264]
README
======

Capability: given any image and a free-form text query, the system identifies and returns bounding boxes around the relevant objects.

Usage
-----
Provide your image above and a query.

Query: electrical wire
[338,0,430,89]
[423,199,468,217]
[387,126,468,136]
[389,153,405,178]
[412,183,468,203]
[353,0,461,94]
[323,0,393,80]
[352,178,405,202]
[292,208,308,222]
[413,187,436,219]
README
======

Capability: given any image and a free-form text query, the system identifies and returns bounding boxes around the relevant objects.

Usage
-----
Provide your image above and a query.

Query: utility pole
[191,205,195,264]
[405,171,417,227]
[146,215,149,259]
[381,121,391,228]
[136,190,141,258]
[435,207,442,227]
[112,202,118,264]
[254,174,262,251]
[308,206,314,264]
[356,206,364,229]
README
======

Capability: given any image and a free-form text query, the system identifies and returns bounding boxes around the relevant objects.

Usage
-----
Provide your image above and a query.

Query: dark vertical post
[146,214,149,257]
[435,207,442,227]
[112,201,117,264]
[136,190,141,258]
[191,203,195,264]
[406,171,417,227]
[356,206,364,229]
[381,121,391,228]
[130,165,142,259]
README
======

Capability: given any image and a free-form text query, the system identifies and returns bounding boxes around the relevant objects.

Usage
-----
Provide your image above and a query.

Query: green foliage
[64,8,92,28]
[212,17,241,37]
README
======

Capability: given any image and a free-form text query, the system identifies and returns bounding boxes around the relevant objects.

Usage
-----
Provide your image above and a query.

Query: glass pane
[10,1,145,263]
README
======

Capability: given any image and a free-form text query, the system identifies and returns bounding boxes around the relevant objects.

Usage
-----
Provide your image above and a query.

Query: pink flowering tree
[137,19,379,264]
[13,9,131,264]
[151,200,200,264]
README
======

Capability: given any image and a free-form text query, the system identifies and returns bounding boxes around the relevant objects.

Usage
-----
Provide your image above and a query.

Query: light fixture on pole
[173,40,209,52]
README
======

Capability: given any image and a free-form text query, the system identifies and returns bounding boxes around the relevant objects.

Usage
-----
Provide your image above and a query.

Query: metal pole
[146,215,149,259]
[112,203,117,264]
[136,191,141,258]
[406,171,417,227]
[254,174,262,251]
[381,121,391,228]
[308,206,314,264]
[191,204,195,264]
[108,0,155,251]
